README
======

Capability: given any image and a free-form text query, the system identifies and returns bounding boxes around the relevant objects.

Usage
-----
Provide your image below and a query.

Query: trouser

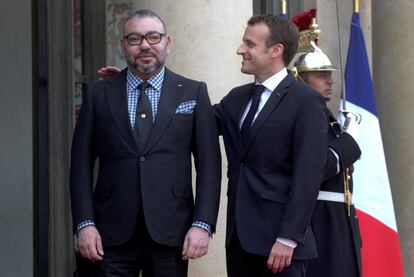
[94,213,188,277]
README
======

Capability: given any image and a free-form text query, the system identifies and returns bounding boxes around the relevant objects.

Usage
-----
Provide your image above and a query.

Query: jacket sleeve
[328,132,361,170]
[324,132,361,180]
[69,84,97,233]
[192,82,222,232]
[277,93,328,244]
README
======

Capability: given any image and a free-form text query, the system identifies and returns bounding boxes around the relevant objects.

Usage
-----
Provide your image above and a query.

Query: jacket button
[140,156,146,162]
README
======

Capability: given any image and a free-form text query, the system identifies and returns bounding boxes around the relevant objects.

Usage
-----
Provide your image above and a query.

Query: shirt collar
[256,68,288,92]
[127,67,165,92]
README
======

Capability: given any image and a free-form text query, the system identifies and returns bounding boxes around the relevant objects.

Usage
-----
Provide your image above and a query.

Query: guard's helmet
[290,9,337,77]
[293,41,337,73]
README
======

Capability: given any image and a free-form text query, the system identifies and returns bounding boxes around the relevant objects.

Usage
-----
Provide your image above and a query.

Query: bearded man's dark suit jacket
[70,68,221,248]
[215,72,327,259]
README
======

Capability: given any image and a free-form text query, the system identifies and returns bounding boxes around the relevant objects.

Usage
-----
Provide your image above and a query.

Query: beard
[135,63,157,74]
[126,49,168,75]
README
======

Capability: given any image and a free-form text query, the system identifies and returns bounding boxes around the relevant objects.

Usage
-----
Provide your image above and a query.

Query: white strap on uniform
[317,190,348,203]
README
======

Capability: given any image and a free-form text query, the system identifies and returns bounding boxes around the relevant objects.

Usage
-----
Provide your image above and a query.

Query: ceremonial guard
[291,10,362,277]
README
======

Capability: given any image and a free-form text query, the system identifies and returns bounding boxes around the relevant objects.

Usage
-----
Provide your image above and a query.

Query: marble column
[373,1,414,276]
[132,1,253,276]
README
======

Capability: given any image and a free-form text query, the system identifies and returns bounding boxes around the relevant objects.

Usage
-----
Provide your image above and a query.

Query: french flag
[342,12,404,276]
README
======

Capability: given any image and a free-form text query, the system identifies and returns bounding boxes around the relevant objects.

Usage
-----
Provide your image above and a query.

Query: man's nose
[139,38,151,49]
[236,44,245,55]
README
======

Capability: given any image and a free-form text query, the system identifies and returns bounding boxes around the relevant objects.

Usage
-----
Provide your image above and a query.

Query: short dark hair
[124,9,167,34]
[247,14,299,66]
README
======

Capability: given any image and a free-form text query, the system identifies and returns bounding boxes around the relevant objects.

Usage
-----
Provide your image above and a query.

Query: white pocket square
[175,100,197,114]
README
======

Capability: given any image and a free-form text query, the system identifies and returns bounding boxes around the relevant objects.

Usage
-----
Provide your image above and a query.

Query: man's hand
[77,225,104,261]
[182,227,210,260]
[267,241,294,273]
[97,66,121,80]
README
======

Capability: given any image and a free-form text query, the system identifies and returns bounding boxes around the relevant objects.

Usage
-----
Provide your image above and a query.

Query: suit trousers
[94,212,188,277]
[226,230,306,277]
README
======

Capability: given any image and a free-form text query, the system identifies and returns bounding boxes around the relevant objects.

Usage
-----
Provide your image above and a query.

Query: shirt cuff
[192,221,212,237]
[329,147,340,174]
[276,237,297,248]
[77,219,95,234]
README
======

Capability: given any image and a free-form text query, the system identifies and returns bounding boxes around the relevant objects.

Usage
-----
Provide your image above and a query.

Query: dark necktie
[134,81,153,148]
[241,85,265,144]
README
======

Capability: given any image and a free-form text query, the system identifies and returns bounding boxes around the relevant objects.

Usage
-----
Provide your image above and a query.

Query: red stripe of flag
[356,209,404,277]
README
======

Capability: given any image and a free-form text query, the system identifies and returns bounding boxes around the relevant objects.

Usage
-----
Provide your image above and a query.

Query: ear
[165,35,172,54]
[269,43,284,59]
[119,39,126,57]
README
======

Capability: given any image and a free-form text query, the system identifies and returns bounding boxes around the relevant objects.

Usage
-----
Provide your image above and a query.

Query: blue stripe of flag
[345,13,377,116]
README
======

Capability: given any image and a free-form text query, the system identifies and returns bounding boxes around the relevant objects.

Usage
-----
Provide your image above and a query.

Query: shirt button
[140,156,146,162]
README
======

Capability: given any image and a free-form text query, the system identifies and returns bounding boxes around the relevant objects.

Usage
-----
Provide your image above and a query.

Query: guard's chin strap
[291,67,299,79]
[291,67,305,82]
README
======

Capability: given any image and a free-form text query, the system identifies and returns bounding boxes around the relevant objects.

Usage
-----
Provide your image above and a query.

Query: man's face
[236,23,275,81]
[121,16,171,79]
[306,71,334,101]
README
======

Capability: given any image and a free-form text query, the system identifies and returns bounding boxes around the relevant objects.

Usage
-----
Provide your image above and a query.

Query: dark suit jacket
[215,73,327,259]
[70,68,221,248]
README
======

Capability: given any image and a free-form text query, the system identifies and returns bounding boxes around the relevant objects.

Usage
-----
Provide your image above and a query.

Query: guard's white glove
[337,110,362,140]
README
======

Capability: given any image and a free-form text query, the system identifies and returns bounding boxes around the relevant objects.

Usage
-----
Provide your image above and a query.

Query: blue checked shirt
[127,68,164,127]
[77,67,212,237]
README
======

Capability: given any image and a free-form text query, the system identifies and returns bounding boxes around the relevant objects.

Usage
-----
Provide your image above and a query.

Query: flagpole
[335,0,347,110]
[354,0,359,13]
[281,0,287,15]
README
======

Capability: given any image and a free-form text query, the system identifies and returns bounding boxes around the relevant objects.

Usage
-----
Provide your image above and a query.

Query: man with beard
[70,9,221,277]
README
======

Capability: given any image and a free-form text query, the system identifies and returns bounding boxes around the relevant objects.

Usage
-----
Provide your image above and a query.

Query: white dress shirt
[240,68,288,127]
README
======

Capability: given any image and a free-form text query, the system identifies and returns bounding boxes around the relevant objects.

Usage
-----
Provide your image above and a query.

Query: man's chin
[240,67,253,75]
[323,94,333,102]
[136,64,158,74]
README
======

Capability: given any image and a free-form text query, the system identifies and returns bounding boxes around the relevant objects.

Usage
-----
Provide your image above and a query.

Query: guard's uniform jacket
[307,108,362,277]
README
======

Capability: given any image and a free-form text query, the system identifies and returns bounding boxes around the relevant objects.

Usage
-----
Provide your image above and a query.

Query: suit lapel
[105,69,140,152]
[141,68,184,154]
[242,73,295,154]
[233,86,254,152]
